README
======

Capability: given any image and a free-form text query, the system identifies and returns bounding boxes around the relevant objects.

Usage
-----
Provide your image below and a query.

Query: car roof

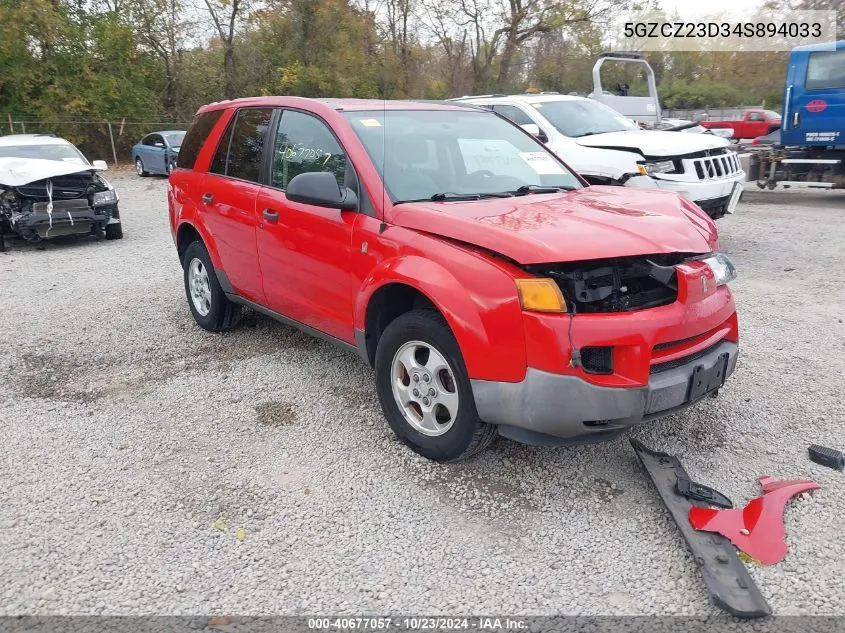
[452,94,586,104]
[196,96,482,114]
[0,134,74,147]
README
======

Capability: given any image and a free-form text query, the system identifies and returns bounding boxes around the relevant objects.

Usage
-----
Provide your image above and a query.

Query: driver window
[272,110,347,189]
[748,112,764,121]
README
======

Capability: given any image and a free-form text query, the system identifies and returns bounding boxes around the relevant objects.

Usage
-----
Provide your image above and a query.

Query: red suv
[169,97,739,462]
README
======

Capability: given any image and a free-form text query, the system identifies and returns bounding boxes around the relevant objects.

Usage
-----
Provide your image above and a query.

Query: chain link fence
[1,117,193,166]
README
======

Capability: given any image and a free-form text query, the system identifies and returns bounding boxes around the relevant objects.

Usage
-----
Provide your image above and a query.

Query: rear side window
[806,49,845,90]
[177,110,224,170]
[228,108,273,182]
[210,118,234,175]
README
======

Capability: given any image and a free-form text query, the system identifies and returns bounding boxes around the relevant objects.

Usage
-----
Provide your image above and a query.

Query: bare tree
[130,0,193,112]
[200,0,253,99]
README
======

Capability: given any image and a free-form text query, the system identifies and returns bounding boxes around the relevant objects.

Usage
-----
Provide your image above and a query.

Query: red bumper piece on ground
[688,475,820,565]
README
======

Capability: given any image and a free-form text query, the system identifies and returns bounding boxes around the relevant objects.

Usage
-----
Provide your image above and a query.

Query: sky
[652,0,768,20]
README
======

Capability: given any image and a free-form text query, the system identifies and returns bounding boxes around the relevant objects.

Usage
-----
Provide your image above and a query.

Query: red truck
[699,108,782,140]
[169,97,740,462]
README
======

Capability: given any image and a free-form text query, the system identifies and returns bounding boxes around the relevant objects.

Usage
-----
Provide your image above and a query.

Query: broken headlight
[92,189,118,206]
[638,160,676,175]
[701,253,737,286]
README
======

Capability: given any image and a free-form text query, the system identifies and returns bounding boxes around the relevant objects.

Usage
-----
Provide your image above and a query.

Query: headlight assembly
[638,160,677,176]
[701,253,737,286]
[92,189,118,207]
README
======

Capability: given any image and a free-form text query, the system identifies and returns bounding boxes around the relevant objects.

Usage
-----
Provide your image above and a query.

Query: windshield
[165,132,185,147]
[529,100,638,138]
[0,143,89,163]
[343,109,582,204]
[764,110,781,119]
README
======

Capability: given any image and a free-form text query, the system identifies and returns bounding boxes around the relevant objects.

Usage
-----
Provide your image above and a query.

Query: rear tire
[375,310,497,462]
[135,157,149,177]
[183,240,241,332]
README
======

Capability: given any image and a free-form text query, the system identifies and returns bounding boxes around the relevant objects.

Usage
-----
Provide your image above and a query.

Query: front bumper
[472,339,738,445]
[626,171,745,208]
[9,201,118,239]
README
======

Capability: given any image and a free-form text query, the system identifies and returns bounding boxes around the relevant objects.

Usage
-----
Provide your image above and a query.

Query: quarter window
[271,110,347,189]
[177,110,223,170]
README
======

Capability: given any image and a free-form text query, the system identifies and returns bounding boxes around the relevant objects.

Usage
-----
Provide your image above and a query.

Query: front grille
[16,174,96,202]
[581,346,612,374]
[528,254,684,314]
[650,340,724,374]
[691,151,741,181]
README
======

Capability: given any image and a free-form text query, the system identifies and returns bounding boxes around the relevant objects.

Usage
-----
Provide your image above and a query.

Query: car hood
[390,186,717,265]
[573,130,731,157]
[0,157,102,187]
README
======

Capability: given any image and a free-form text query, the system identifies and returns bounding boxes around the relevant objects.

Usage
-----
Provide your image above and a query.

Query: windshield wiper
[393,191,515,206]
[512,185,577,195]
[431,191,514,201]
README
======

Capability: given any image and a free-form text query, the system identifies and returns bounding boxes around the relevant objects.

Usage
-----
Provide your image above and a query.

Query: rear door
[788,46,845,146]
[255,108,357,342]
[199,107,273,304]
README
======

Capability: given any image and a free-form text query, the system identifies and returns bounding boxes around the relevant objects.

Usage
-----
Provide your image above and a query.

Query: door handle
[202,193,214,204]
[793,111,800,128]
[263,208,280,222]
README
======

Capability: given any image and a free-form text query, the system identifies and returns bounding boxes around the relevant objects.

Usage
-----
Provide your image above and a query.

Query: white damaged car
[0,134,122,251]
[451,94,745,220]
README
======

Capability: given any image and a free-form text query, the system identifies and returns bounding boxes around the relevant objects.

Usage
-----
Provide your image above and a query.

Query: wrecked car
[0,134,122,251]
[169,98,739,462]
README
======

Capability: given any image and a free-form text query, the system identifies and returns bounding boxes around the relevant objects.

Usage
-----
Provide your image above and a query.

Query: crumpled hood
[573,129,731,158]
[0,157,102,187]
[390,186,717,265]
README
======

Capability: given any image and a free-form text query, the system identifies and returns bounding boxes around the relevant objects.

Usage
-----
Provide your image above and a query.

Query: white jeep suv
[450,94,745,220]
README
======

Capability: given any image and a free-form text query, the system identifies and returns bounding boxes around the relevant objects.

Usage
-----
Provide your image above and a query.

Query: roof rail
[598,50,644,60]
[454,93,508,99]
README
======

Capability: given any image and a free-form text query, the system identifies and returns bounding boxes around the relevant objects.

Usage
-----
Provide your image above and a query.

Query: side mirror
[520,123,549,143]
[91,160,108,171]
[286,171,357,210]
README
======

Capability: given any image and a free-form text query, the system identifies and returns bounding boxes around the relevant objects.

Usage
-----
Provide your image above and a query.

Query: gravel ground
[0,172,843,618]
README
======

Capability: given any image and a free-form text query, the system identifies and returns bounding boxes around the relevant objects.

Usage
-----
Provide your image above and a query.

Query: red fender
[688,475,820,565]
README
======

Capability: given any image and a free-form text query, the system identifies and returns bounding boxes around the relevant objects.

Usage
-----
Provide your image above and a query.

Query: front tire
[375,310,497,462]
[182,240,241,332]
[105,223,123,240]
[135,157,149,177]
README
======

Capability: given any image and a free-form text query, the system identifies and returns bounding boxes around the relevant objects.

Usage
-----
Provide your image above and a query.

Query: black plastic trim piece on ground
[630,438,772,619]
[808,444,845,471]
[676,476,733,509]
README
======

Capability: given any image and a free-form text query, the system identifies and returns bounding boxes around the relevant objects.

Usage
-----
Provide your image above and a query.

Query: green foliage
[0,0,793,153]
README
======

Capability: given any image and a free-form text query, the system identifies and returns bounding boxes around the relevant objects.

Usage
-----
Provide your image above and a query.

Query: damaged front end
[524,253,691,313]
[0,171,119,249]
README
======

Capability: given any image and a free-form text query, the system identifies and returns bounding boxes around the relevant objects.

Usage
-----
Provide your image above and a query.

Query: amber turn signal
[516,278,567,312]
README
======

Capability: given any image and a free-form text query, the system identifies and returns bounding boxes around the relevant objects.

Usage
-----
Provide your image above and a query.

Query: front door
[256,109,357,343]
[788,46,845,146]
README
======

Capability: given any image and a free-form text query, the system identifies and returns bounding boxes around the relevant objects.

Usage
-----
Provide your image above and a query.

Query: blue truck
[750,40,845,189]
